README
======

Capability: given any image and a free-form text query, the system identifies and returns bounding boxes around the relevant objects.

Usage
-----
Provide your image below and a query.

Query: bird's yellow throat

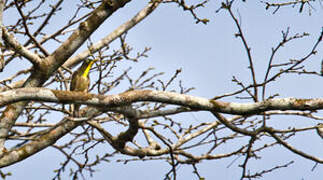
[82,61,95,77]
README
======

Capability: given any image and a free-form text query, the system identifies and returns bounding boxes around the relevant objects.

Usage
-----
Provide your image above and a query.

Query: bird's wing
[70,73,78,91]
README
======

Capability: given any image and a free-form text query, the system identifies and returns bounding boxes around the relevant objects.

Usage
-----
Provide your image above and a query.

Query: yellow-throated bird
[70,59,97,116]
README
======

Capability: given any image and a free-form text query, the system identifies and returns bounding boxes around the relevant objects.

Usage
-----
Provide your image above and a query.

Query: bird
[316,123,323,139]
[70,59,97,116]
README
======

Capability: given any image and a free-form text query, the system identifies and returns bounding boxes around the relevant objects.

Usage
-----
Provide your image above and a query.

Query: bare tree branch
[2,27,42,65]
[0,88,322,115]
[64,0,161,68]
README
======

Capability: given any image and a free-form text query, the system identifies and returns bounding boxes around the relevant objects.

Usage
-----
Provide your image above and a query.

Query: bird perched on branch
[70,59,97,116]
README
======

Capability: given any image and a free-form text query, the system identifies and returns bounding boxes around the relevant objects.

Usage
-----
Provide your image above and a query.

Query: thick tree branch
[2,27,42,66]
[0,117,81,168]
[0,88,322,115]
